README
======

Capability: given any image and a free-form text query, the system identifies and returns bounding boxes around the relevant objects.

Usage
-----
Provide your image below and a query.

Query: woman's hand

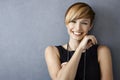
[78,35,98,52]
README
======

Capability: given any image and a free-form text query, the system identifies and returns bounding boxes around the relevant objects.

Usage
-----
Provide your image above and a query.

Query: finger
[86,43,93,49]
[92,35,97,44]
[91,38,95,45]
[89,36,96,45]
[89,35,97,44]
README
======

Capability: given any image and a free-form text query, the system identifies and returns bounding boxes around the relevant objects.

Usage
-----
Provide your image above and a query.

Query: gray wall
[0,0,119,80]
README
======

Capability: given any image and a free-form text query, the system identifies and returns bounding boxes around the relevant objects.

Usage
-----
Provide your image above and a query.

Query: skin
[45,18,113,80]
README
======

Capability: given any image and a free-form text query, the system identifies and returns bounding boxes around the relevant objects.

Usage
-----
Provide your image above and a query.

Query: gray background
[0,0,119,80]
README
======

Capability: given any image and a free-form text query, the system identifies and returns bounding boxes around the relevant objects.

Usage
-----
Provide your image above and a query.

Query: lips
[73,32,82,36]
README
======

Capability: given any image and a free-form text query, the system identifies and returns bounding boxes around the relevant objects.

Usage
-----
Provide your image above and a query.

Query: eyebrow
[81,20,89,22]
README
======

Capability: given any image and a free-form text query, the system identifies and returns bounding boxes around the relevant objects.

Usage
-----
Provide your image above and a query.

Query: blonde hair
[65,2,95,25]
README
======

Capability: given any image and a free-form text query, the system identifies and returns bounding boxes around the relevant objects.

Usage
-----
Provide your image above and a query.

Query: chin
[71,36,83,41]
[73,37,83,41]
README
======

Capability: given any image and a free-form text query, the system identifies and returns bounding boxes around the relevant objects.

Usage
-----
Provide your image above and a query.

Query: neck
[68,39,81,51]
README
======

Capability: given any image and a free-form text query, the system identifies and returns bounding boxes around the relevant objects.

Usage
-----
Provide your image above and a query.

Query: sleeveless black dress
[56,44,100,80]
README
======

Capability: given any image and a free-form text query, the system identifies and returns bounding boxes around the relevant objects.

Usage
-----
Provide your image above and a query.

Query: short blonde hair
[65,2,95,25]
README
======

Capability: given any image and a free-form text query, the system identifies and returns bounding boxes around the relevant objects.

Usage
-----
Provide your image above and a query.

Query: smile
[73,32,82,36]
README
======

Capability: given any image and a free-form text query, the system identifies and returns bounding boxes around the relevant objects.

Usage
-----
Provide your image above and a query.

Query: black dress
[56,44,100,80]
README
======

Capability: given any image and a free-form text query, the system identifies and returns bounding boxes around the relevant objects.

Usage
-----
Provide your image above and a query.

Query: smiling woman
[67,18,91,41]
[45,2,113,80]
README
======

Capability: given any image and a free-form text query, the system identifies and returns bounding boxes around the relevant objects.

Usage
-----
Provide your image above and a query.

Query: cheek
[84,29,89,32]
[67,24,74,31]
[83,26,90,32]
[83,30,89,34]
[68,24,74,29]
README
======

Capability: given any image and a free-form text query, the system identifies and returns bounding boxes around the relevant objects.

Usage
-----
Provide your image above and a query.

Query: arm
[45,45,84,80]
[45,35,97,80]
[98,45,113,80]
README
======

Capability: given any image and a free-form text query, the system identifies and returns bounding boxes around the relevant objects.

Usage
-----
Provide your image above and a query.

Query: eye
[70,20,76,23]
[81,22,88,25]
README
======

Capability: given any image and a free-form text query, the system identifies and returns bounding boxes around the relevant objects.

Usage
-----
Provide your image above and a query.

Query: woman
[45,2,113,80]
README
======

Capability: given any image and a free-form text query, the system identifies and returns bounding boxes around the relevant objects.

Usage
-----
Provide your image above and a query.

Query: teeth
[74,32,81,35]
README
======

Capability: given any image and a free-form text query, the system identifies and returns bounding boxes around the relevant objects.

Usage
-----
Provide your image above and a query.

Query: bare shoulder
[45,46,57,53]
[97,45,113,79]
[45,46,60,58]
[97,45,112,62]
[98,45,111,53]
[45,46,61,79]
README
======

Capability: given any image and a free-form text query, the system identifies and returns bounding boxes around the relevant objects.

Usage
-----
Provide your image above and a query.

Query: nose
[75,23,82,31]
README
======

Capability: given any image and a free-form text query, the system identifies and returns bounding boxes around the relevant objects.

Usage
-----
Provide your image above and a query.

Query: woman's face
[66,18,92,41]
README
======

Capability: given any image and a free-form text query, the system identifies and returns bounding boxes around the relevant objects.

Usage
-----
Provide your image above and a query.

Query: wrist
[76,46,86,53]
